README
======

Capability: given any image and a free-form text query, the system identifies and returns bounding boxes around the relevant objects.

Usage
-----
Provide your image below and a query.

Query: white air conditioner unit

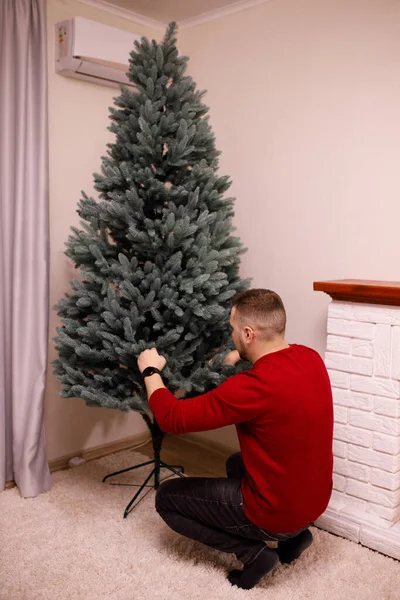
[55,17,140,88]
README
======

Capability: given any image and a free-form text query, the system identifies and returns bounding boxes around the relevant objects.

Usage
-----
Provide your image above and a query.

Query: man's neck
[249,339,290,364]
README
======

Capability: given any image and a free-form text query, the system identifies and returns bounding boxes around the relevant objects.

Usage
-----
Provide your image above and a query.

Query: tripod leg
[154,454,161,490]
[160,463,186,478]
[163,463,185,474]
[123,467,156,519]
[102,460,155,483]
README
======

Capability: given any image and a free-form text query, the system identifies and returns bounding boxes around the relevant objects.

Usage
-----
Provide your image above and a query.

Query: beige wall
[45,0,160,461]
[45,0,400,458]
[179,0,400,448]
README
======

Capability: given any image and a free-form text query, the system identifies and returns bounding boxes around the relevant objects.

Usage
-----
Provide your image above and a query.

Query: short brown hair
[232,289,286,341]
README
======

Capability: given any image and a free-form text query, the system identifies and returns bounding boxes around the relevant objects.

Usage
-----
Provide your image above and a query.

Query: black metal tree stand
[102,415,185,518]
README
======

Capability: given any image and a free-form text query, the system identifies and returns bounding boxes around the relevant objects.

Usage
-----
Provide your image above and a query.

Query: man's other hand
[223,350,241,366]
[138,348,166,373]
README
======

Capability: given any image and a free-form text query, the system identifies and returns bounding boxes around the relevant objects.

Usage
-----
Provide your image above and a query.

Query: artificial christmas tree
[53,22,250,517]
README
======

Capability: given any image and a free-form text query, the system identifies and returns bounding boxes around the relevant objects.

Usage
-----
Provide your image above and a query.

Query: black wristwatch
[141,366,162,379]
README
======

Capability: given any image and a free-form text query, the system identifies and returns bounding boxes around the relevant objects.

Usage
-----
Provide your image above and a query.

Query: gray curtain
[0,0,52,496]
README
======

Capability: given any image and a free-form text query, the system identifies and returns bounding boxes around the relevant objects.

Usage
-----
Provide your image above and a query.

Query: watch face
[143,367,160,377]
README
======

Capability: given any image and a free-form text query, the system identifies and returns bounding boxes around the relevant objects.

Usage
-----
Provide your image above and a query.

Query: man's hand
[223,350,241,366]
[137,348,166,374]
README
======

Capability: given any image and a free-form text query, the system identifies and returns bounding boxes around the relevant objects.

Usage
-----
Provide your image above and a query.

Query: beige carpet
[1,450,399,600]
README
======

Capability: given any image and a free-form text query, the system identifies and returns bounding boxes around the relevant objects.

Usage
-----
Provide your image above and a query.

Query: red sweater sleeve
[149,371,264,434]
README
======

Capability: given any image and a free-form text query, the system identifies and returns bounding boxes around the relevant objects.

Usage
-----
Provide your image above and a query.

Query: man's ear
[244,326,254,341]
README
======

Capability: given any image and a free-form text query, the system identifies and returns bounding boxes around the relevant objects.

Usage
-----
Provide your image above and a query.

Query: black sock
[227,570,242,587]
[228,547,279,590]
[277,529,313,564]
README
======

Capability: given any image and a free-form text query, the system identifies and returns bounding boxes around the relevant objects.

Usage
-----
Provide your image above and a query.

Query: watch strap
[141,366,162,379]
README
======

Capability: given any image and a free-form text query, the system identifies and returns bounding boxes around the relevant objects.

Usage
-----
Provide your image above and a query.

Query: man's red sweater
[149,344,333,534]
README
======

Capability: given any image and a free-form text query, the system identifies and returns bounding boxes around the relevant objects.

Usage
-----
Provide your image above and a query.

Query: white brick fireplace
[314,280,400,560]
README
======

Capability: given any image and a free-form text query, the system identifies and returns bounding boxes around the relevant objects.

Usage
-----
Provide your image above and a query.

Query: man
[137,289,333,590]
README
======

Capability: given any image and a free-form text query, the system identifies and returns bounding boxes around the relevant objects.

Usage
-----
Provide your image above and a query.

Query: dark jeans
[155,452,305,566]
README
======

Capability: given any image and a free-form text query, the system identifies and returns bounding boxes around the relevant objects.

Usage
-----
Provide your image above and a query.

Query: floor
[1,436,399,599]
[136,433,231,477]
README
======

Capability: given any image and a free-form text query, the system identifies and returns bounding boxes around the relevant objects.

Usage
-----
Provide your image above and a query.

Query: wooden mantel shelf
[313,279,400,306]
